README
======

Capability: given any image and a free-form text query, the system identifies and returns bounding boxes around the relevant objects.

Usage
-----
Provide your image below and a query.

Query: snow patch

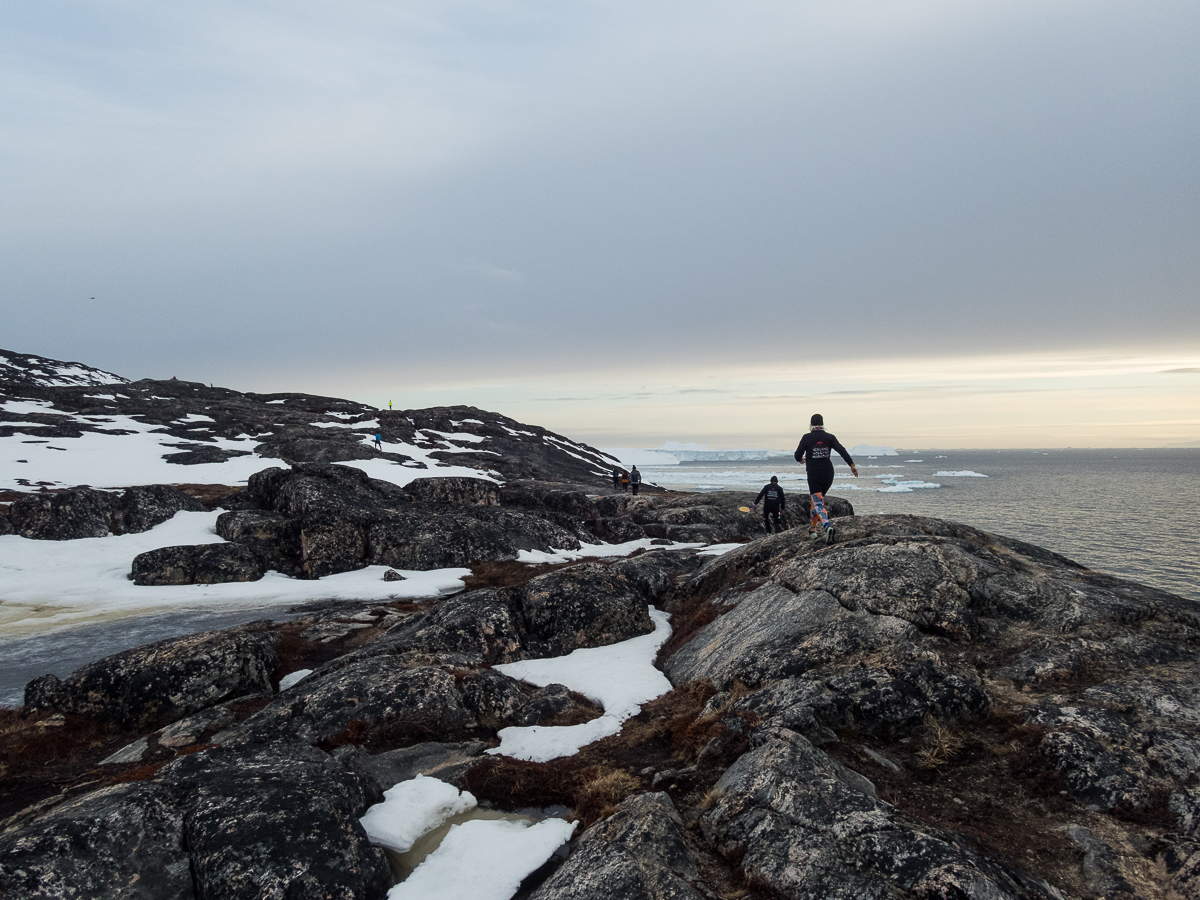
[488,607,672,761]
[361,776,477,854]
[0,511,470,637]
[278,669,313,691]
[387,817,575,900]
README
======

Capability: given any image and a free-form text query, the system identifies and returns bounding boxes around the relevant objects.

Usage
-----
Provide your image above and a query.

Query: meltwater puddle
[361,775,576,900]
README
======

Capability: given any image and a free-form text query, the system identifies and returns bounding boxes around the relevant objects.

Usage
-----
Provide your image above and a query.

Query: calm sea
[643,448,1199,603]
[2,449,1195,706]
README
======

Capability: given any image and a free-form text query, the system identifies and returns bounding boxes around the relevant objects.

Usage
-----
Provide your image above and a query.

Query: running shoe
[824,526,836,544]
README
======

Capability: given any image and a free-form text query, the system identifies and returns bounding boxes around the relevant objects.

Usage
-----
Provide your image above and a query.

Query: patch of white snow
[489,607,672,762]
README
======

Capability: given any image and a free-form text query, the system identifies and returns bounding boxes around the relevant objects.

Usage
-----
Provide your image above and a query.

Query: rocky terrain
[0,347,630,494]
[1,350,1198,900]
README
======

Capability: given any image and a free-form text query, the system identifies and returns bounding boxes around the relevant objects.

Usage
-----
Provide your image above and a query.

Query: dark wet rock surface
[24,629,278,730]
[700,727,1061,899]
[8,484,204,540]
[530,792,705,900]
[0,782,193,900]
[131,541,267,585]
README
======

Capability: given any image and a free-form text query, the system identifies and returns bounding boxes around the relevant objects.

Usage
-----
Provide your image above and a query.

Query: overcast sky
[2,1,1197,447]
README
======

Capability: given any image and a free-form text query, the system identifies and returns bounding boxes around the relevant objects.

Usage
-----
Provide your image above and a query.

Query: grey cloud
[0,1,1196,388]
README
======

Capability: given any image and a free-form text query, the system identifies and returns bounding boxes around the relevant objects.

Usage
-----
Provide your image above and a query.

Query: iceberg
[602,442,792,464]
[850,444,898,457]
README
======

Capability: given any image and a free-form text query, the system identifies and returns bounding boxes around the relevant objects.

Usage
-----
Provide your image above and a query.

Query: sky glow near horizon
[2,1,1197,449]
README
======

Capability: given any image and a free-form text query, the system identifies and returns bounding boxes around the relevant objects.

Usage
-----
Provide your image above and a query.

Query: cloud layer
[1,1,1197,444]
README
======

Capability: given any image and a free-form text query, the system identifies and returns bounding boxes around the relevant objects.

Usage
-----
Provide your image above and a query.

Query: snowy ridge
[0,349,128,388]
[0,349,622,492]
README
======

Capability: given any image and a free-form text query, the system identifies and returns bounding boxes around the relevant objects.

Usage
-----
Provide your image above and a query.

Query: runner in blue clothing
[794,414,858,543]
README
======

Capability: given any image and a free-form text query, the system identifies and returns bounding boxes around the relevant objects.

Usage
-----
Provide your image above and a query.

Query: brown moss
[822,706,1103,899]
[464,681,738,827]
[107,760,168,784]
[168,483,246,510]
[573,768,644,824]
[0,709,133,785]
[461,560,572,591]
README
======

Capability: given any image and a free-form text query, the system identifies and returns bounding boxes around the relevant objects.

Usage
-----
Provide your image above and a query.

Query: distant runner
[612,468,622,491]
[374,432,383,451]
[753,476,786,534]
[630,465,642,496]
[794,414,858,543]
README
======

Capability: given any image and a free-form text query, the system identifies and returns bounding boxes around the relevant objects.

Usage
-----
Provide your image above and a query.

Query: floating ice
[878,480,941,493]
[850,444,898,457]
[934,470,988,477]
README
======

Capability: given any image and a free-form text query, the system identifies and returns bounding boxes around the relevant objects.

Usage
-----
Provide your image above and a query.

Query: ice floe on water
[849,444,898,457]
[878,480,942,493]
[488,607,673,762]
[0,510,470,637]
[934,470,988,477]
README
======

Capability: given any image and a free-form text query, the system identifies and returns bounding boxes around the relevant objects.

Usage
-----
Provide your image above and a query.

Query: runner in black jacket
[754,476,786,534]
[794,413,858,543]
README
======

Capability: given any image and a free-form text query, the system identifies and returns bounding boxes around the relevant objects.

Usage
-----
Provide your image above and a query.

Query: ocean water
[642,448,1200,603]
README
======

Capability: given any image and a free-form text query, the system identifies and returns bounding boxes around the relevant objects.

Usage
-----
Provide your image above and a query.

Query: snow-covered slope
[0,349,620,492]
[0,350,127,389]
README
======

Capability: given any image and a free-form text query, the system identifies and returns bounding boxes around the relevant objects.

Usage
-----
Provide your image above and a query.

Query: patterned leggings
[809,492,830,530]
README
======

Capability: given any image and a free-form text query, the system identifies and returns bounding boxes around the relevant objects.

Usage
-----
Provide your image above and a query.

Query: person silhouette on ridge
[753,476,786,534]
[794,413,858,543]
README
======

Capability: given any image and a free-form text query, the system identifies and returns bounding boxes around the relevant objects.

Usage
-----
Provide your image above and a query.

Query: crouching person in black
[754,476,786,534]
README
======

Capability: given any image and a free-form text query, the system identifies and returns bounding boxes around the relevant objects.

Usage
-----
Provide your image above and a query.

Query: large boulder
[0,782,192,900]
[115,485,205,533]
[214,508,298,574]
[246,462,409,517]
[360,588,527,666]
[364,506,581,572]
[159,743,391,900]
[24,629,278,730]
[226,465,583,577]
[230,659,478,746]
[130,542,267,585]
[9,488,119,539]
[700,727,1061,899]
[518,562,654,658]
[8,485,204,540]
[531,793,705,900]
